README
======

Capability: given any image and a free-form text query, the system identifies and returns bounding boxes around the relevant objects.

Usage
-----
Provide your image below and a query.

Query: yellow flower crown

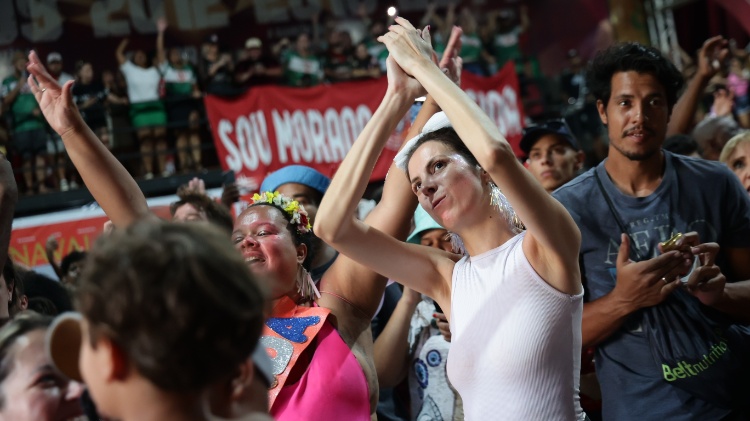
[251,191,312,234]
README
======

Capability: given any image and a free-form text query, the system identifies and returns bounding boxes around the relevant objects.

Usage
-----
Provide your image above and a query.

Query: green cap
[407,205,445,244]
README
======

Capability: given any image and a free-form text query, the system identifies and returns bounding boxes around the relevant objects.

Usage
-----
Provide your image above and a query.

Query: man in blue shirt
[554,43,750,421]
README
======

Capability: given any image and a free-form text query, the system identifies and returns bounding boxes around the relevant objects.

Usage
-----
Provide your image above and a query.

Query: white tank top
[446,232,585,420]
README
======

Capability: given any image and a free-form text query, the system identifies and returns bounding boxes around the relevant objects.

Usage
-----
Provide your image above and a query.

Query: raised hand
[383,20,441,99]
[697,36,729,80]
[157,17,168,33]
[187,177,206,194]
[221,183,240,209]
[439,26,463,86]
[26,51,85,139]
[45,235,60,256]
[378,17,436,76]
[385,56,426,99]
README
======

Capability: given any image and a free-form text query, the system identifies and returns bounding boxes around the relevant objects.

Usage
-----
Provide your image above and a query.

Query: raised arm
[315,56,419,315]
[116,39,129,66]
[315,57,459,319]
[44,236,64,280]
[156,18,168,67]
[381,18,581,294]
[26,51,150,227]
[667,36,728,136]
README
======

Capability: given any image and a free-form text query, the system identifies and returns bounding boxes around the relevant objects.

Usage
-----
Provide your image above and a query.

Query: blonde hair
[719,131,750,164]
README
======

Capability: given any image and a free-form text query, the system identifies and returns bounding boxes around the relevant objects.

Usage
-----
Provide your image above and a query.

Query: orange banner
[10,206,172,268]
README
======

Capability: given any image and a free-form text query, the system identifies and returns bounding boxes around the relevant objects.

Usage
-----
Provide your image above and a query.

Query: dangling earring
[448,232,466,255]
[489,182,525,233]
[296,264,320,303]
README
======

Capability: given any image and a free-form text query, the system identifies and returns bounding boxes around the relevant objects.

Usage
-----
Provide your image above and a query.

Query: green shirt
[460,33,483,64]
[1,76,44,132]
[281,50,323,87]
[493,27,523,69]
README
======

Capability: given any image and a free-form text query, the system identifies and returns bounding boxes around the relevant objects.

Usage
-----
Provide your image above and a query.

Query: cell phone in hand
[434,302,443,313]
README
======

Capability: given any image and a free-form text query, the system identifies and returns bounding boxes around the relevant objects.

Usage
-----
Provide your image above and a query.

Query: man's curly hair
[586,42,685,111]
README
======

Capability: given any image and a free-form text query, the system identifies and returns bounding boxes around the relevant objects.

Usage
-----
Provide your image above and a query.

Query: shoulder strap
[593,170,644,261]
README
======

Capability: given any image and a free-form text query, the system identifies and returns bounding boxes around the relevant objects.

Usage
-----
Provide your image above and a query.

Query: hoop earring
[296,264,320,303]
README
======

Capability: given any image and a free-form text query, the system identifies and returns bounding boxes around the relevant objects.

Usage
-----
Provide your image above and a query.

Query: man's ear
[596,99,608,125]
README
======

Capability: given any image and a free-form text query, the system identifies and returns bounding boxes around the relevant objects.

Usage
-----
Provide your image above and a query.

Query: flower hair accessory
[251,191,312,234]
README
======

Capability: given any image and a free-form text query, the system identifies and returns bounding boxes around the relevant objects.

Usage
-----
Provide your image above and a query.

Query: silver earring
[489,182,524,233]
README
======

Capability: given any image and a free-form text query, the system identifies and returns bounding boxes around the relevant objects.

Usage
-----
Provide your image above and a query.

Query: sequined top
[447,232,585,420]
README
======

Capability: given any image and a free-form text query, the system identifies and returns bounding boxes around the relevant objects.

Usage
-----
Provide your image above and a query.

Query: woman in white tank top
[315,18,586,421]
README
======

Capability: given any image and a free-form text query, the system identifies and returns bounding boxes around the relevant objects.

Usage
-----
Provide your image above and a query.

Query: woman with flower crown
[315,18,587,421]
[24,34,461,417]
[225,48,461,418]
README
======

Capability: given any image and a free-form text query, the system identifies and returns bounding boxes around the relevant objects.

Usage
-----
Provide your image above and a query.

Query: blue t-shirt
[553,151,750,421]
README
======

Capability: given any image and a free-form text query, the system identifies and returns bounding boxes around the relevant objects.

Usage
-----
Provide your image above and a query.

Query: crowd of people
[2,3,749,198]
[0,7,749,421]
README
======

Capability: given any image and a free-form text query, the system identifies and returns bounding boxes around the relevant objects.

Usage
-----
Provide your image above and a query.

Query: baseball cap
[204,33,219,45]
[406,205,445,244]
[519,119,579,156]
[245,38,262,49]
[260,165,331,196]
[47,52,63,63]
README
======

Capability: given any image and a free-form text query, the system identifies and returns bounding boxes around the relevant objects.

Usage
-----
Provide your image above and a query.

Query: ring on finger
[661,276,668,284]
[41,88,46,93]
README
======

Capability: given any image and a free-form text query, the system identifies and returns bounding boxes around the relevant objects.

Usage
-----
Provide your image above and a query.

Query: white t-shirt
[56,72,75,86]
[120,61,161,103]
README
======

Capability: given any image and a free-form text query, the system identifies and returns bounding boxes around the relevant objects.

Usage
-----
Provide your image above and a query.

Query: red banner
[204,62,524,190]
[10,200,175,269]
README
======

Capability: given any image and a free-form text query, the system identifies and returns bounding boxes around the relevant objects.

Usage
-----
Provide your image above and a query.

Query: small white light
[387,6,397,16]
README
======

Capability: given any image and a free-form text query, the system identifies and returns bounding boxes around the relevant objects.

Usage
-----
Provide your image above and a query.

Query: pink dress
[261,297,371,421]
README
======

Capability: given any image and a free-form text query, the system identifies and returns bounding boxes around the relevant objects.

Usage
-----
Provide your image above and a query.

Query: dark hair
[587,42,685,110]
[243,203,316,271]
[74,60,90,75]
[76,221,266,393]
[3,258,17,308]
[61,251,87,277]
[404,127,481,179]
[170,191,234,235]
[663,134,702,156]
[0,313,53,408]
[21,271,73,315]
[27,297,58,316]
[7,261,24,317]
